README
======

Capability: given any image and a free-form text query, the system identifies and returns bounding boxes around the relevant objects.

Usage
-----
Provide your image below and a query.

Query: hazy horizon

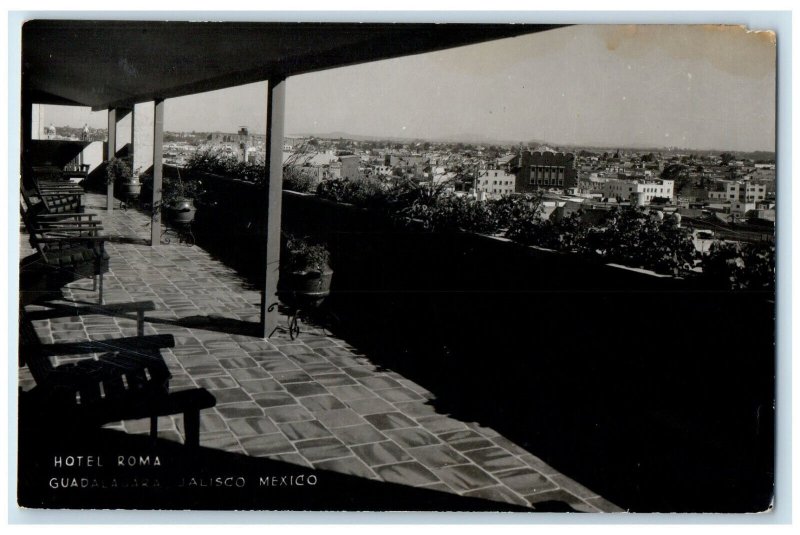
[35,24,776,152]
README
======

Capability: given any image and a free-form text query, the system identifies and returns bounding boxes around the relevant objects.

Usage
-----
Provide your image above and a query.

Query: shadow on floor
[18,424,566,512]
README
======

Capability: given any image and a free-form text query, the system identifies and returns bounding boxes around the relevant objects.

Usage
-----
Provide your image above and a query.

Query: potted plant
[279,235,333,301]
[105,157,132,188]
[121,166,143,199]
[162,176,203,225]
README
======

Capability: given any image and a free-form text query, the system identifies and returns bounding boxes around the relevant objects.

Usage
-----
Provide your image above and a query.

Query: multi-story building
[476,168,516,198]
[708,180,767,203]
[515,150,579,192]
[599,178,674,204]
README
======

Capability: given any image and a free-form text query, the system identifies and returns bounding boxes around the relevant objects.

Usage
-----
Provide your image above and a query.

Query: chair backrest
[19,309,173,410]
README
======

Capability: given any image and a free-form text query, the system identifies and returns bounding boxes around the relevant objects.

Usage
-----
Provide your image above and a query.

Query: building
[708,180,767,203]
[515,150,579,192]
[599,178,674,205]
[476,168,516,198]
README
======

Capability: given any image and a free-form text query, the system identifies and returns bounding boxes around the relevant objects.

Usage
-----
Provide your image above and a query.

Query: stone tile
[183,363,227,377]
[215,402,264,420]
[278,420,333,441]
[373,462,441,487]
[326,384,375,402]
[213,387,252,405]
[383,427,441,449]
[227,417,280,437]
[417,415,468,434]
[518,454,560,476]
[549,474,600,499]
[329,423,387,446]
[313,373,358,387]
[263,404,316,424]
[314,457,377,480]
[363,412,418,431]
[374,387,424,403]
[239,378,285,394]
[357,376,403,390]
[493,468,557,496]
[259,359,302,373]
[313,408,366,429]
[407,444,469,470]
[252,392,299,408]
[285,382,329,398]
[229,367,273,382]
[465,422,502,438]
[464,485,529,508]
[585,496,626,513]
[490,436,530,456]
[393,401,438,418]
[434,464,499,493]
[297,362,341,376]
[345,397,397,416]
[462,447,528,473]
[351,440,412,467]
[218,356,259,369]
[271,370,313,384]
[194,376,238,390]
[340,366,378,379]
[199,431,242,453]
[525,490,598,513]
[299,395,347,412]
[240,433,296,456]
[438,430,495,452]
[294,437,351,462]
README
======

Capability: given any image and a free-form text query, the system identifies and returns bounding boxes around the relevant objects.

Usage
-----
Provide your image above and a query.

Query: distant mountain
[278,131,776,158]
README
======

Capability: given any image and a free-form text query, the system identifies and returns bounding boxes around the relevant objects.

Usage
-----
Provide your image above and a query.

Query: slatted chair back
[20,198,109,304]
[19,309,172,415]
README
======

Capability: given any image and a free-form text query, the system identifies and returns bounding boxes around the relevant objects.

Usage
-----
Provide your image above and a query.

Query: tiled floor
[19,193,623,513]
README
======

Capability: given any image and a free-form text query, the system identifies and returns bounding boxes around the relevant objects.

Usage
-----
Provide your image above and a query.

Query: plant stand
[161,220,195,246]
[268,290,331,340]
[119,192,140,212]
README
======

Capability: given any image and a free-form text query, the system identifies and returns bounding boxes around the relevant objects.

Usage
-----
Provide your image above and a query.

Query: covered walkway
[19,193,621,513]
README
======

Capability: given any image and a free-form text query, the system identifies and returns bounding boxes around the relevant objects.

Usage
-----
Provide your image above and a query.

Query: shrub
[702,241,775,290]
[105,157,132,185]
[282,234,330,273]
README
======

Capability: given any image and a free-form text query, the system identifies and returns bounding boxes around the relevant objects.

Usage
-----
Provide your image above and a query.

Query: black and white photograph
[12,14,780,516]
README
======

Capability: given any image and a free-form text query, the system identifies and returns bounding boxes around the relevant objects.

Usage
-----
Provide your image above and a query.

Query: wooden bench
[19,309,216,447]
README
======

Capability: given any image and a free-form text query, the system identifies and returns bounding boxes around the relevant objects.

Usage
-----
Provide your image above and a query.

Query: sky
[39,24,776,152]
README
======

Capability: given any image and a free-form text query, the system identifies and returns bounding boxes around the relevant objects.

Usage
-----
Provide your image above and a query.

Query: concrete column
[106,107,132,211]
[132,102,155,177]
[151,99,165,246]
[106,109,117,211]
[260,77,286,337]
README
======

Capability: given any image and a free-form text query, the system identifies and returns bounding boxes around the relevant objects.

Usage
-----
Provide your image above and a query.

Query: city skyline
[36,24,776,152]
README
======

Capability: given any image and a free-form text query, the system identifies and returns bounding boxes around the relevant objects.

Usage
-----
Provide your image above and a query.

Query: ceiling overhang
[21,20,564,110]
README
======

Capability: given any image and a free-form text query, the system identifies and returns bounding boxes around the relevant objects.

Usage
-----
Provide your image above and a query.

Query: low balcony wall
[184,171,776,512]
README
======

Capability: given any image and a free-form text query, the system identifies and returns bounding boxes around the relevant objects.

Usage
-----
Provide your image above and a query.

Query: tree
[720,152,736,166]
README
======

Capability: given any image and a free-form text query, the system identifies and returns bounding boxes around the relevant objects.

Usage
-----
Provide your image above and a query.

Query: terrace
[17,20,774,513]
[19,192,620,512]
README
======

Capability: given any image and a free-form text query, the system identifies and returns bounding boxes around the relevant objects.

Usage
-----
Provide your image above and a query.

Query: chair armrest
[40,334,176,357]
[35,212,95,219]
[35,235,106,243]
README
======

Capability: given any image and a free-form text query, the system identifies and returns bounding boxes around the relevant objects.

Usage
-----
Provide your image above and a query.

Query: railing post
[106,108,117,212]
[151,98,165,246]
[260,77,286,338]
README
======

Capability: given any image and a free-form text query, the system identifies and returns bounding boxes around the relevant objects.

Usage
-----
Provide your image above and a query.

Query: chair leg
[98,272,104,305]
[150,415,158,444]
[93,275,97,291]
[184,409,200,448]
